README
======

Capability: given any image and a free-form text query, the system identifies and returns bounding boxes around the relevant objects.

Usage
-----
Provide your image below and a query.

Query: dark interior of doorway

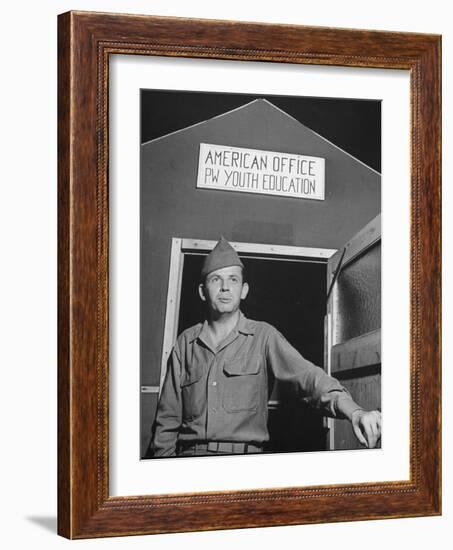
[178,253,328,454]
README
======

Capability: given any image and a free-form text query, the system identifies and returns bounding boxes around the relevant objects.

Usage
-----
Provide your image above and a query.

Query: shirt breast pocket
[222,355,261,413]
[181,366,204,421]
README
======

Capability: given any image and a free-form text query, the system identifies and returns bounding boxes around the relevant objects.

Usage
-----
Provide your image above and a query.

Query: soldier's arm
[149,344,183,457]
[265,328,381,448]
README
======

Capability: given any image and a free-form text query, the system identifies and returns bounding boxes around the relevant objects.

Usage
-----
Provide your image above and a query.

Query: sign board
[196,143,325,201]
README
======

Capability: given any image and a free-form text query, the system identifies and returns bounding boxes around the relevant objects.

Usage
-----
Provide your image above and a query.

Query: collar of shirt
[190,311,255,353]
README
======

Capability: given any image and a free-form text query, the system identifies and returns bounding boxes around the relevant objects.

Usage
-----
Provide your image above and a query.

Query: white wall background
[0,1,449,548]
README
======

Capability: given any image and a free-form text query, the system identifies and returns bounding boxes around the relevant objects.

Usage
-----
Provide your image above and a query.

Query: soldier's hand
[351,409,381,448]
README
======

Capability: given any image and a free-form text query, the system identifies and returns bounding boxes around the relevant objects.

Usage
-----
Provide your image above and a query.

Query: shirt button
[212,408,217,412]
[212,381,217,386]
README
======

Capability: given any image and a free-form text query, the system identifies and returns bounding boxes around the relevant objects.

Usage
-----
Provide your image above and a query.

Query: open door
[326,214,381,450]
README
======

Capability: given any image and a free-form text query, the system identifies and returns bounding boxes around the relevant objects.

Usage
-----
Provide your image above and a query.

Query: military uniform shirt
[151,312,361,457]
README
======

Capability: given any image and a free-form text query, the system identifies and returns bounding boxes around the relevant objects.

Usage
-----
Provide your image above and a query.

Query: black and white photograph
[140,90,382,459]
[1,0,447,546]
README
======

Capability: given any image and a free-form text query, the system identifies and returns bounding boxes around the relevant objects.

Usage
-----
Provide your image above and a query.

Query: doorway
[163,239,336,453]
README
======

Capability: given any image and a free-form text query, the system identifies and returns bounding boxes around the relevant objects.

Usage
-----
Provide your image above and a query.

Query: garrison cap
[201,237,244,279]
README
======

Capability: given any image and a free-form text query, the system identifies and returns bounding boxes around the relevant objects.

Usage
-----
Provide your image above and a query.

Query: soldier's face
[199,265,249,316]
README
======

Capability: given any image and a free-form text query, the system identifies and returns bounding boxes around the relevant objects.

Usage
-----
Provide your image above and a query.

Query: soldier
[150,237,381,457]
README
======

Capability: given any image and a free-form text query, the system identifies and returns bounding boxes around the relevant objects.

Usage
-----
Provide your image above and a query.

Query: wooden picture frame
[58,10,441,539]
